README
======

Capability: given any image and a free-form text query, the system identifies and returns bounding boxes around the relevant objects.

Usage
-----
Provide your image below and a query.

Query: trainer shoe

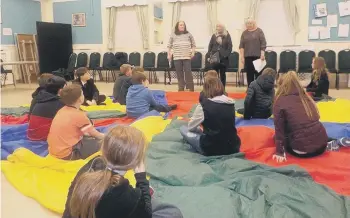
[339,137,350,147]
[327,140,340,151]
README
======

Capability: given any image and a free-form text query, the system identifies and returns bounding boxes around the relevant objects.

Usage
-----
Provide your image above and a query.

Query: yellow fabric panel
[80,98,126,112]
[317,99,350,123]
[1,116,171,214]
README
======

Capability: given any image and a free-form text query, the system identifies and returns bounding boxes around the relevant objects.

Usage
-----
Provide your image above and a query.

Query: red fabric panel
[27,115,53,141]
[238,126,350,195]
[1,115,29,125]
[94,117,135,127]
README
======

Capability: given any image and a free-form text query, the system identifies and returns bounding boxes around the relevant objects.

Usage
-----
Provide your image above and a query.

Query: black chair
[115,52,128,68]
[102,52,118,82]
[338,49,350,89]
[298,50,315,81]
[76,52,88,68]
[203,52,211,72]
[143,52,157,84]
[279,50,296,76]
[52,53,77,80]
[1,59,16,87]
[319,49,337,88]
[155,52,170,85]
[89,52,102,81]
[191,52,203,85]
[265,50,277,71]
[226,52,240,87]
[129,52,141,67]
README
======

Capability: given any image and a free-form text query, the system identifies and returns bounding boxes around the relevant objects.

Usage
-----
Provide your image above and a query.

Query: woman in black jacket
[208,23,232,87]
[63,125,183,218]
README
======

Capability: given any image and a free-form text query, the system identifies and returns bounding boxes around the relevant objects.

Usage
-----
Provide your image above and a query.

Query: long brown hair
[275,71,318,119]
[70,126,147,218]
[203,77,224,98]
[312,57,328,82]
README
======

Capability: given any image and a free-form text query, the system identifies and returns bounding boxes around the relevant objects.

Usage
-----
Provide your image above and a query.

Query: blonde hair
[203,77,224,98]
[275,71,319,120]
[131,70,147,84]
[120,64,132,75]
[70,126,147,218]
[204,70,218,80]
[312,57,328,82]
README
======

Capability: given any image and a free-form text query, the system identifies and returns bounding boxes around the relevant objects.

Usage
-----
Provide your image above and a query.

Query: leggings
[245,56,260,87]
[63,136,101,160]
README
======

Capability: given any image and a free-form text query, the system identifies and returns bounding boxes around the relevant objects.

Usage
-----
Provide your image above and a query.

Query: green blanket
[87,110,126,119]
[1,107,30,116]
[147,120,350,218]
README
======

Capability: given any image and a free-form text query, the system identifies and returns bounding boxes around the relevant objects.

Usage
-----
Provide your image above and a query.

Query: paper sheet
[338,24,350,38]
[253,59,266,72]
[338,1,350,17]
[2,28,12,36]
[320,27,331,39]
[312,19,323,25]
[309,26,320,39]
[314,3,328,18]
[327,15,338,28]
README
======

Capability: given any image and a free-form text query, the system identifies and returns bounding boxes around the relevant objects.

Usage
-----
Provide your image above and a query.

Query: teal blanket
[147,120,350,218]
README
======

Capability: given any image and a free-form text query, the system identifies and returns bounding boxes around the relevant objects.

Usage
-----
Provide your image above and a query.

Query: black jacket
[63,157,152,218]
[113,73,132,105]
[244,74,275,119]
[306,73,329,98]
[73,78,99,102]
[208,32,232,66]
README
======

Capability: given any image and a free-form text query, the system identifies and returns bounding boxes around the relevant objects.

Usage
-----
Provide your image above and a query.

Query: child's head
[261,68,277,77]
[38,73,54,87]
[120,64,132,76]
[131,70,147,85]
[45,76,67,95]
[70,125,147,218]
[312,57,328,82]
[204,70,218,80]
[275,71,318,119]
[203,77,225,99]
[75,67,91,82]
[60,84,84,106]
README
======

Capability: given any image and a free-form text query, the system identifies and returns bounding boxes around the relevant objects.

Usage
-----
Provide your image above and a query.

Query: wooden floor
[1,82,350,218]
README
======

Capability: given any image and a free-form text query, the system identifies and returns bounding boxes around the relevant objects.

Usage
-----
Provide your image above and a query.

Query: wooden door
[16,34,39,83]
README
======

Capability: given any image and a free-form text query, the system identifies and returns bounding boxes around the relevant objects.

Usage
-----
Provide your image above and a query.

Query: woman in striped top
[168,21,196,91]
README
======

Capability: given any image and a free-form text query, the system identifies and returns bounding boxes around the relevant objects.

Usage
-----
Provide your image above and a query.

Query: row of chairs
[66,49,350,88]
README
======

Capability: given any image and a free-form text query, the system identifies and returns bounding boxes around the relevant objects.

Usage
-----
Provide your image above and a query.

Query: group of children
[25,56,350,218]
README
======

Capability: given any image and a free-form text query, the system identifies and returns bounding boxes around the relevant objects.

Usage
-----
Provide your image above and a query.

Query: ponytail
[70,168,123,218]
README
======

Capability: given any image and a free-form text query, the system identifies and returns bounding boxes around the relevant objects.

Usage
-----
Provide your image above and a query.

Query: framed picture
[313,3,328,18]
[72,13,86,27]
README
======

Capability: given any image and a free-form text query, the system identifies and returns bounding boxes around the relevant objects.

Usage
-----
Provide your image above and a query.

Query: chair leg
[164,71,167,85]
[336,72,339,90]
[148,71,152,84]
[153,70,158,83]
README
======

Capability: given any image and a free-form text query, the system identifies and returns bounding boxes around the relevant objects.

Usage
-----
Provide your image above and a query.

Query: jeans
[244,56,260,87]
[174,59,194,91]
[179,126,204,154]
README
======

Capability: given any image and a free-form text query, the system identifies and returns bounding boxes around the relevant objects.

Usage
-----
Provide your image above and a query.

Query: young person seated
[199,70,218,104]
[113,64,133,105]
[29,73,54,115]
[306,57,330,101]
[238,68,276,119]
[47,84,104,160]
[126,70,177,118]
[27,76,66,141]
[272,71,329,163]
[63,125,183,218]
[74,67,106,106]
[180,77,241,156]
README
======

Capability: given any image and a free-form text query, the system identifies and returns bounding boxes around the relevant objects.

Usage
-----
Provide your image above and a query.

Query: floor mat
[147,120,350,218]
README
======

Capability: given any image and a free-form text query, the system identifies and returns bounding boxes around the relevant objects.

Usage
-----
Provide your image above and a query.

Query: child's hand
[272,154,287,163]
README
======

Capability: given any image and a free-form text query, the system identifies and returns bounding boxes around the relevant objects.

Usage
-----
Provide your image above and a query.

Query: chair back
[102,52,116,70]
[129,52,141,67]
[115,52,128,66]
[298,50,315,73]
[157,52,169,70]
[338,49,350,73]
[227,52,239,72]
[191,52,202,70]
[318,50,336,73]
[143,52,156,69]
[89,52,101,69]
[76,52,88,68]
[279,50,296,73]
[265,50,277,71]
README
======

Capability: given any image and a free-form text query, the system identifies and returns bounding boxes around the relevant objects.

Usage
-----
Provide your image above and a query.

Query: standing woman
[208,23,233,87]
[239,18,267,87]
[168,21,196,91]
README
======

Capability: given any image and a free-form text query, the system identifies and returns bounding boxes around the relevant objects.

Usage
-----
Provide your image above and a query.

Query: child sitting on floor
[199,70,218,104]
[27,76,66,141]
[126,70,177,118]
[30,73,54,115]
[74,67,106,106]
[238,68,276,119]
[113,64,133,105]
[180,77,241,156]
[63,125,183,218]
[47,84,104,160]
[306,57,330,101]
[272,71,330,162]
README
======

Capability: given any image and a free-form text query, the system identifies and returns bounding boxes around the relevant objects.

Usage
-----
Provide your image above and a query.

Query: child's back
[126,84,153,118]
[113,64,133,105]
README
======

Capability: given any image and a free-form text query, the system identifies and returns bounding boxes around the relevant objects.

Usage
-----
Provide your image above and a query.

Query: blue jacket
[126,84,157,118]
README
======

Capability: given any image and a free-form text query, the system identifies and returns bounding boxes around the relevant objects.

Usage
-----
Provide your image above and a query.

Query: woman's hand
[135,160,146,173]
[272,154,287,163]
[167,53,172,60]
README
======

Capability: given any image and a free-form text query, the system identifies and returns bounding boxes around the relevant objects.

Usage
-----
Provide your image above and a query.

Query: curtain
[171,2,182,30]
[246,0,261,20]
[107,7,117,50]
[283,0,300,44]
[205,0,217,35]
[135,5,149,49]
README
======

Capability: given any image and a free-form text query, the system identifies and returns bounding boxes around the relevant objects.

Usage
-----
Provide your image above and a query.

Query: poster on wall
[338,1,350,17]
[313,3,328,18]
[72,13,86,27]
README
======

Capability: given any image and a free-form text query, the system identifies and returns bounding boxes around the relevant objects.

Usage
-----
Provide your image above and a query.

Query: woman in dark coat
[208,23,232,87]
